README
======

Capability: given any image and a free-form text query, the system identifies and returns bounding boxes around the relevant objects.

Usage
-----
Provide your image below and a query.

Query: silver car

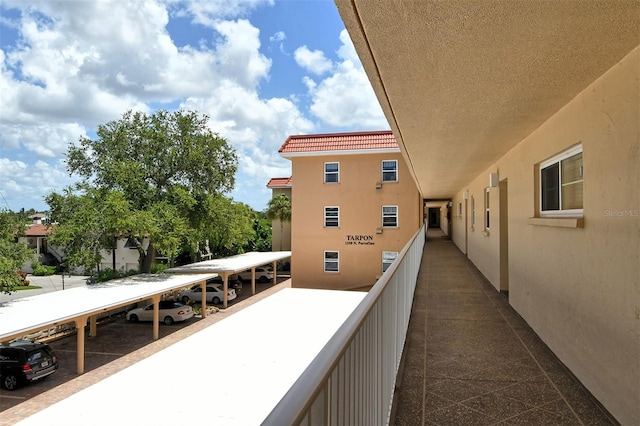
[126,300,194,325]
[179,283,237,305]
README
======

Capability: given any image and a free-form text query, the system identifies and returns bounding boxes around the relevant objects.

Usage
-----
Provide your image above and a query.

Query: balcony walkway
[392,228,617,425]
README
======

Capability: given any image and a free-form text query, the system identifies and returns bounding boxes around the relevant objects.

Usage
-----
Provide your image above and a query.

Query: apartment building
[278,131,423,291]
[266,177,292,252]
[335,2,639,423]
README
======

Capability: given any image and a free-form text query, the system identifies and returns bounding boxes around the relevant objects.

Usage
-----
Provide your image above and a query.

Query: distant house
[28,213,48,225]
[17,216,149,274]
[20,223,62,270]
[266,177,292,252]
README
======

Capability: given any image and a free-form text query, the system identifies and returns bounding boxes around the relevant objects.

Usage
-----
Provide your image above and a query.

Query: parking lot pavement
[0,274,90,304]
[0,278,291,423]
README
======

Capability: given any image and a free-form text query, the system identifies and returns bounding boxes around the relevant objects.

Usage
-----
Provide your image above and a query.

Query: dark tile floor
[392,229,618,426]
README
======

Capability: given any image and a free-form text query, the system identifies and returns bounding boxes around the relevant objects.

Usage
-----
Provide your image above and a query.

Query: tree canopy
[48,110,245,274]
[0,210,36,294]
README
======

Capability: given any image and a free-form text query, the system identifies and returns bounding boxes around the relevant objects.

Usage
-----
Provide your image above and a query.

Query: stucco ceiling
[335,0,640,199]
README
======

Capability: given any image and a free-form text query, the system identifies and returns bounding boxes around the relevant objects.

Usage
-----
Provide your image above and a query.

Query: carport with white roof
[166,250,292,308]
[0,273,215,374]
[14,288,367,425]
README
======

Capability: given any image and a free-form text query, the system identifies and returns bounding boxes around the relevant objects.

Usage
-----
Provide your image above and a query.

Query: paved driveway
[1,275,90,304]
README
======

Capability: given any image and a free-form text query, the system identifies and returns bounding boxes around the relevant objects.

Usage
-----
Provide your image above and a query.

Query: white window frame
[324,206,339,228]
[324,251,339,273]
[381,160,398,182]
[539,144,583,217]
[324,162,339,184]
[471,195,476,227]
[485,188,490,230]
[382,205,398,228]
[382,251,398,273]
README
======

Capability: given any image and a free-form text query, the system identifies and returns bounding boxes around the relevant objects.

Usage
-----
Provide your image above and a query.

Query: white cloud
[270,31,286,43]
[0,158,78,211]
[176,0,274,26]
[0,1,275,126]
[304,30,388,129]
[0,122,86,159]
[212,19,272,90]
[181,79,311,195]
[294,46,333,76]
[269,30,286,53]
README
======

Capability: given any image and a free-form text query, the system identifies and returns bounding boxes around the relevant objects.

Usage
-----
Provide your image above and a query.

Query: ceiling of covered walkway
[335,0,640,199]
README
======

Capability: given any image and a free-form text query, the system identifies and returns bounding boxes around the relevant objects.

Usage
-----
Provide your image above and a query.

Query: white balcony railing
[263,223,426,425]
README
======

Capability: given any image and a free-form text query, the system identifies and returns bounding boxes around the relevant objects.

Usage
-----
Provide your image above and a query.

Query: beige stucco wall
[291,152,422,290]
[450,47,640,424]
[270,187,292,251]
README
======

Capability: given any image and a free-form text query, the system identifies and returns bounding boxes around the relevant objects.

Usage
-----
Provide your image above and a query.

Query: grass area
[14,285,42,291]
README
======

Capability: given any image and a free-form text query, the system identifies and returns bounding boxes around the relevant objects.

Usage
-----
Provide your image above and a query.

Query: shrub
[150,263,169,274]
[31,262,56,276]
[96,268,122,282]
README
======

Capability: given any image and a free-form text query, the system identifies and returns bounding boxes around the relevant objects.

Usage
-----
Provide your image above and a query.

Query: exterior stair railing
[46,243,65,263]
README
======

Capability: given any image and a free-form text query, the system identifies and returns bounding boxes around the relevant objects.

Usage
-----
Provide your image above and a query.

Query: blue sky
[0,0,388,213]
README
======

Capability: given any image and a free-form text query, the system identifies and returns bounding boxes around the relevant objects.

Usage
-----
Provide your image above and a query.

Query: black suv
[0,340,58,390]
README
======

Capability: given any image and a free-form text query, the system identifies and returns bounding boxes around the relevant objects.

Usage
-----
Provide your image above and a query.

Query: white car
[179,283,237,305]
[238,267,273,283]
[126,300,194,325]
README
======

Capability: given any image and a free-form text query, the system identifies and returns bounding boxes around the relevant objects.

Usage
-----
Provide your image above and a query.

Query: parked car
[126,300,194,325]
[179,282,237,305]
[0,340,58,391]
[238,267,273,283]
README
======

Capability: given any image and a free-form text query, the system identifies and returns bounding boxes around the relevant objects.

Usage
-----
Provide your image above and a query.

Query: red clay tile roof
[278,130,398,155]
[24,224,53,236]
[266,177,292,188]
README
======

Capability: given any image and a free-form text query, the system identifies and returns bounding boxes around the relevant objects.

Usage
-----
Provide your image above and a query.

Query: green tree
[246,210,272,252]
[49,109,238,273]
[46,186,130,275]
[265,193,291,251]
[0,210,36,294]
[199,197,256,258]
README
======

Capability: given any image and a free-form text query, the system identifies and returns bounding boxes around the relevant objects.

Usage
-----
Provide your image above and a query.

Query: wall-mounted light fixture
[375,182,382,189]
[489,172,499,187]
[376,228,383,234]
[463,191,469,200]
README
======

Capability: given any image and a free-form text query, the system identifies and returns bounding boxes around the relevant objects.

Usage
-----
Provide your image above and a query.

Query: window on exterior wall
[382,251,398,273]
[382,205,398,227]
[125,237,138,249]
[485,188,490,230]
[324,206,339,228]
[471,195,476,227]
[540,145,583,216]
[324,251,339,272]
[458,201,463,217]
[324,162,339,183]
[381,160,398,182]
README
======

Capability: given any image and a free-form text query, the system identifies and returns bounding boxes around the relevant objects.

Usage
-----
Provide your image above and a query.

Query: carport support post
[272,261,277,285]
[223,274,229,309]
[199,280,207,318]
[251,268,256,295]
[151,295,161,341]
[74,315,89,374]
[89,315,97,337]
